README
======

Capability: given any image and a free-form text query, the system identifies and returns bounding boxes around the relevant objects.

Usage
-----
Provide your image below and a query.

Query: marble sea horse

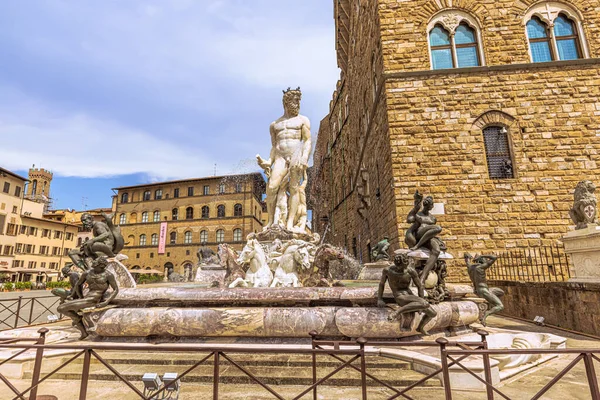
[229,239,273,288]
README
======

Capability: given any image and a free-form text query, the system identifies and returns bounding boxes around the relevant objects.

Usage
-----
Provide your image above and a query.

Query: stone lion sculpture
[569,180,598,230]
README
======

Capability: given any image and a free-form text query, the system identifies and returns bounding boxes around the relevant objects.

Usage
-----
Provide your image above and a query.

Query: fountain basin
[93,301,479,338]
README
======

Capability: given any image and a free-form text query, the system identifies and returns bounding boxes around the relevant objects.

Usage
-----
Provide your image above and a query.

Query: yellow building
[113,173,265,276]
[44,207,113,247]
[0,167,78,282]
[0,168,27,270]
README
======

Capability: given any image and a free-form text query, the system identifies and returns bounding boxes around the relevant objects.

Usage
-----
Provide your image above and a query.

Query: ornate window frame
[427,10,486,70]
[523,2,589,60]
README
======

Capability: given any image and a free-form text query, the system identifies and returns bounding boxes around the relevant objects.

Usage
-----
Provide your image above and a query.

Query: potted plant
[4,282,14,292]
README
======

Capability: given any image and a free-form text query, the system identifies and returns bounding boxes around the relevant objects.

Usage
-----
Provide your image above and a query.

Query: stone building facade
[0,166,78,282]
[113,173,265,276]
[312,0,600,277]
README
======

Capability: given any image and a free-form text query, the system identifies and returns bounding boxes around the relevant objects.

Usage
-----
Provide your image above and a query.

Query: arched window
[217,205,225,218]
[32,180,38,195]
[200,230,208,244]
[429,22,481,69]
[142,212,148,223]
[184,231,193,244]
[143,191,151,201]
[128,235,135,246]
[216,229,225,243]
[202,206,210,219]
[121,193,129,203]
[234,204,243,217]
[482,125,514,179]
[428,11,483,70]
[186,207,194,220]
[77,237,83,246]
[129,212,137,224]
[172,208,178,221]
[527,17,553,62]
[554,14,581,60]
[119,213,126,225]
[524,3,586,63]
[140,234,147,246]
[154,189,163,200]
[233,228,243,242]
[151,233,158,246]
[153,210,160,222]
[170,231,177,244]
[219,183,226,194]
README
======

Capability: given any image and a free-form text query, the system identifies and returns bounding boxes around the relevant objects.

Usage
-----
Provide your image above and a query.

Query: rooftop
[0,166,29,183]
[21,214,80,228]
[112,172,265,191]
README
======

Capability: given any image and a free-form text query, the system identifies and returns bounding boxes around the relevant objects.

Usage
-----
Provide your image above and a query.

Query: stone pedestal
[194,264,227,286]
[563,225,600,282]
[357,261,390,280]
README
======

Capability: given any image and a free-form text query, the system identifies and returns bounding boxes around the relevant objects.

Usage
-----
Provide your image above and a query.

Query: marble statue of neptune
[257,87,312,233]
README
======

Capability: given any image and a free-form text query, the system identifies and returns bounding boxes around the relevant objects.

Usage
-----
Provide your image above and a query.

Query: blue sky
[0,1,339,210]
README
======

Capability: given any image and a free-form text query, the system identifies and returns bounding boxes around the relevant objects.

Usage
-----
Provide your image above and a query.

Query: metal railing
[488,245,571,282]
[1,328,597,399]
[0,295,62,331]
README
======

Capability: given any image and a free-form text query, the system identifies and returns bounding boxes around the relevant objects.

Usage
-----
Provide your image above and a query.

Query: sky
[0,0,339,210]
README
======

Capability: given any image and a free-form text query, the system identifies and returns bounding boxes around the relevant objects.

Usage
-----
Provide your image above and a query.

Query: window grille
[483,126,514,179]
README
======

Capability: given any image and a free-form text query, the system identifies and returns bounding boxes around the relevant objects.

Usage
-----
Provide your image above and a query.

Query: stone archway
[164,262,174,278]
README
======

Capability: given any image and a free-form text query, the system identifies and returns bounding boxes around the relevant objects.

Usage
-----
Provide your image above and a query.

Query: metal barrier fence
[488,245,571,282]
[0,328,598,399]
[0,295,61,331]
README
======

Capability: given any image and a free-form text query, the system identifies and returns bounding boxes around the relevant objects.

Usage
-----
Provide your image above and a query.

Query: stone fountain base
[94,301,478,338]
[90,286,480,338]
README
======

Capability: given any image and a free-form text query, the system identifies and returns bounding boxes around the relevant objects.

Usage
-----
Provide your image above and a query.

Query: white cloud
[0,1,339,179]
[0,88,216,179]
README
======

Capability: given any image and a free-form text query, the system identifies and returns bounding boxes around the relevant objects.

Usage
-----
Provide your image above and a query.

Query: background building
[0,166,78,282]
[312,0,600,277]
[113,173,266,277]
[45,208,113,248]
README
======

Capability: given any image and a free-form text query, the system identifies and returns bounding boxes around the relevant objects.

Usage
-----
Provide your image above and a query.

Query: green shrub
[4,282,14,291]
[137,274,163,285]
[23,282,32,290]
[15,282,25,291]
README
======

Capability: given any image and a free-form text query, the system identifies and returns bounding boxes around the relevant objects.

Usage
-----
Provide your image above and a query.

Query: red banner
[158,222,168,254]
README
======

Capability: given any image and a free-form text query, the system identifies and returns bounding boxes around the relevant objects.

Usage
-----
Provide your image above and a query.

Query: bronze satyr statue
[405,191,447,286]
[371,237,391,261]
[377,253,437,335]
[57,256,119,340]
[569,180,598,230]
[69,213,124,271]
[464,254,504,326]
[51,264,81,304]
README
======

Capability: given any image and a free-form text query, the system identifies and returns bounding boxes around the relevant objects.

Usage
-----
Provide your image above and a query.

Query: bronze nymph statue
[405,191,447,285]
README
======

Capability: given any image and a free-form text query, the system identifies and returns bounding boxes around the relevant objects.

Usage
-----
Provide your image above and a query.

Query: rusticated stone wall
[387,61,600,280]
[379,0,600,73]
[493,280,600,337]
[311,0,600,279]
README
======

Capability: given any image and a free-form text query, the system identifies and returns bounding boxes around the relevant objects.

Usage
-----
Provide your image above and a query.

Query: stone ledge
[94,301,479,338]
